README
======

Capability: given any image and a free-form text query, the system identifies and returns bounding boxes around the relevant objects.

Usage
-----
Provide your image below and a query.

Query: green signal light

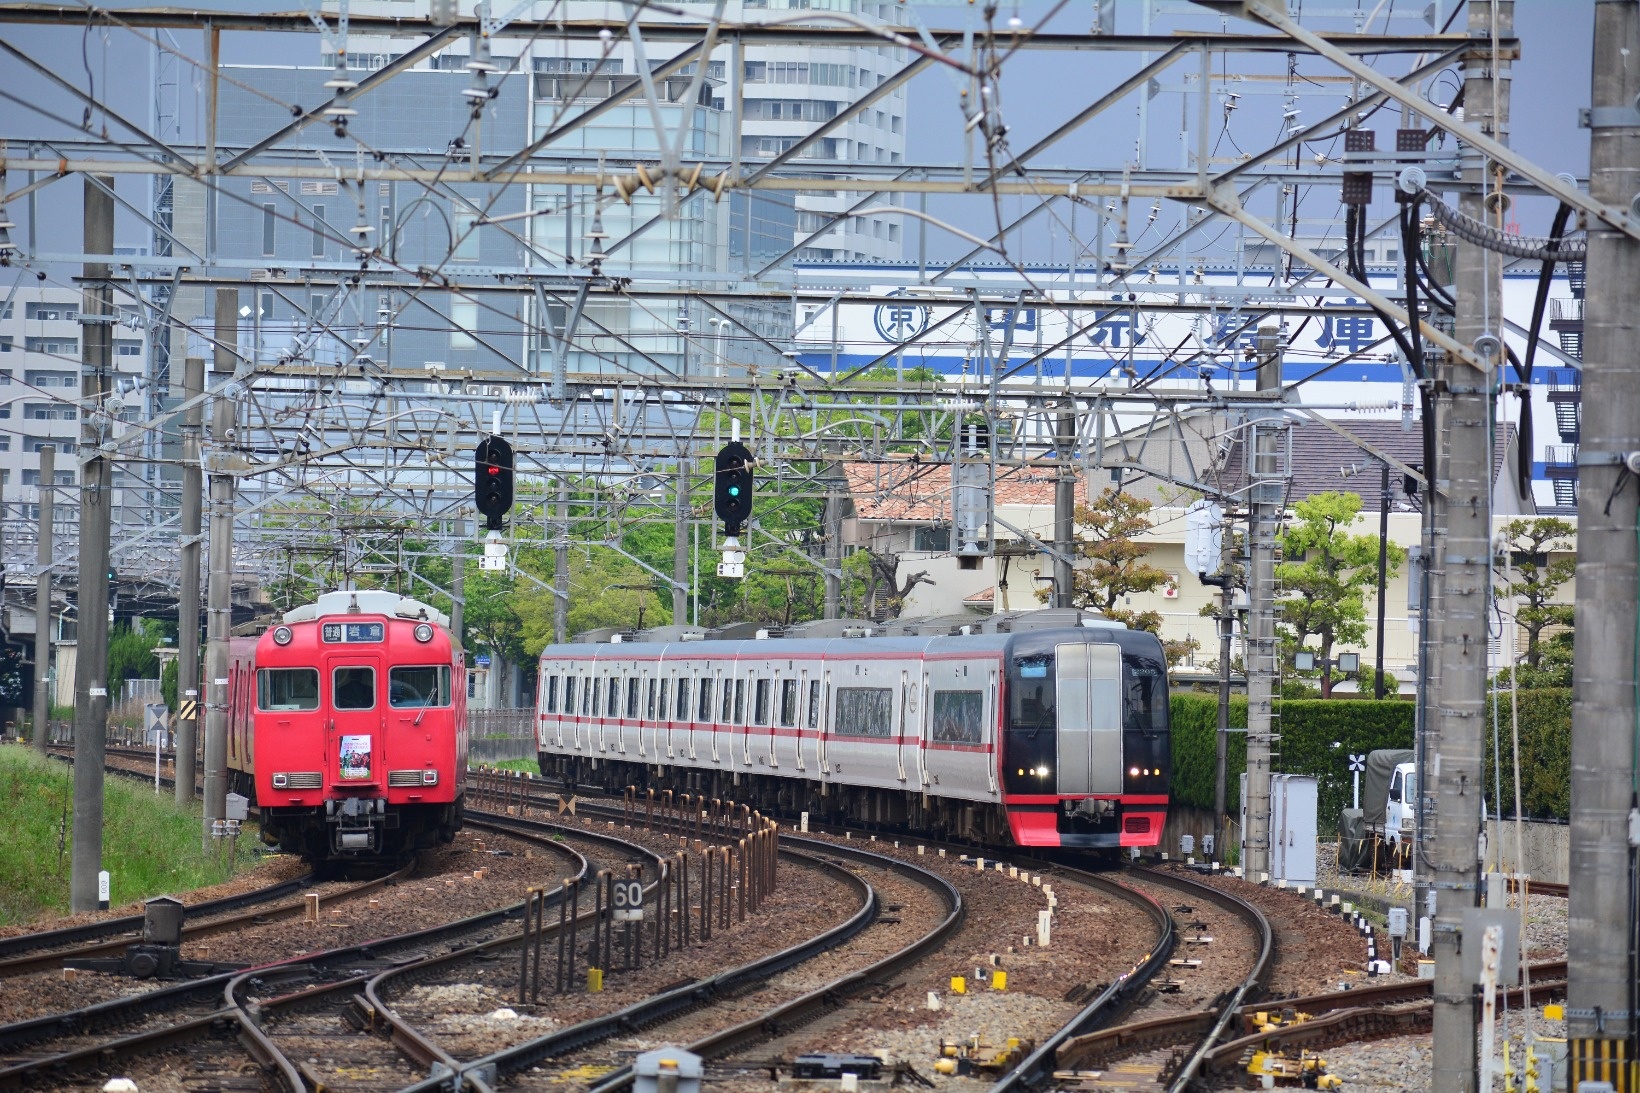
[728,486,741,496]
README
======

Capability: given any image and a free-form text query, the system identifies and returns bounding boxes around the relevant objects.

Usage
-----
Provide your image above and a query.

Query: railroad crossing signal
[1348,753,1367,772]
[713,441,754,536]
[474,435,515,531]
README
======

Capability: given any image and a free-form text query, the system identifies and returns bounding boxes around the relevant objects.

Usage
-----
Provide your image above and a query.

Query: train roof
[543,611,1165,662]
[281,590,451,629]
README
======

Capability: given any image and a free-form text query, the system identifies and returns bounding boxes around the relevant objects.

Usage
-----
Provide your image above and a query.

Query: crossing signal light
[474,435,515,531]
[714,441,754,536]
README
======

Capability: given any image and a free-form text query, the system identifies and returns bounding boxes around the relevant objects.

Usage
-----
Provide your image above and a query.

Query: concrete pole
[672,459,689,625]
[175,355,203,805]
[450,521,465,645]
[1211,527,1233,862]
[1432,5,1510,1088]
[1569,0,1640,1056]
[1243,324,1284,880]
[1053,410,1076,610]
[553,478,569,645]
[31,445,53,757]
[1374,462,1390,700]
[202,287,237,837]
[824,483,842,620]
[69,176,114,913]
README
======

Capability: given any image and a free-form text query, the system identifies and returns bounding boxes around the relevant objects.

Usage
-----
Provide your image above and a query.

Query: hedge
[1482,688,1571,820]
[1172,688,1576,827]
[1170,694,1414,831]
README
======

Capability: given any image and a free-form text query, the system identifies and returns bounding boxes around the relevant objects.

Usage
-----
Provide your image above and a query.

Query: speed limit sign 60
[613,879,644,921]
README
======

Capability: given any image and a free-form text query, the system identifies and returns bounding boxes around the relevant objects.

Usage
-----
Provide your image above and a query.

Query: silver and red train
[225,590,469,860]
[533,610,1169,849]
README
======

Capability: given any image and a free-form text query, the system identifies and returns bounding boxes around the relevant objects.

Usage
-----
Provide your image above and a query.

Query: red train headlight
[273,626,293,646]
[414,623,434,643]
[272,773,288,788]
[422,769,439,785]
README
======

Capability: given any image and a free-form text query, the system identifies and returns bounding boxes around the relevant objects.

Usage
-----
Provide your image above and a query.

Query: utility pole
[31,445,52,757]
[1432,4,1510,1088]
[823,482,842,620]
[672,457,689,625]
[1569,0,1640,1071]
[201,288,237,838]
[1053,409,1076,610]
[1374,463,1390,700]
[70,176,114,913]
[553,477,568,645]
[450,520,464,645]
[175,355,203,805]
[1243,323,1284,880]
[1211,519,1233,863]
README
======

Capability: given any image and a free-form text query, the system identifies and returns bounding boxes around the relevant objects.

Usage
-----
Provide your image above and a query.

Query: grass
[484,759,541,775]
[0,745,259,926]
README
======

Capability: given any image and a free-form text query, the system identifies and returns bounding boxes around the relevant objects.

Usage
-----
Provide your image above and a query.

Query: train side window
[676,678,691,720]
[545,674,560,714]
[807,680,820,729]
[721,676,735,722]
[698,678,714,721]
[779,679,798,727]
[626,677,641,719]
[389,666,450,708]
[333,666,376,711]
[754,678,771,725]
[733,679,746,724]
[561,675,574,715]
[582,676,594,715]
[258,667,319,711]
[833,687,893,737]
[607,677,620,717]
[930,690,984,744]
[647,678,659,720]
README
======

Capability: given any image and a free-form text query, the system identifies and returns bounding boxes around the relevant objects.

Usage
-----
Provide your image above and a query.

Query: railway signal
[474,435,515,531]
[714,440,754,579]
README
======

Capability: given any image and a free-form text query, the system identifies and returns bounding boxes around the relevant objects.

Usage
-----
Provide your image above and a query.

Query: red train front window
[258,668,319,711]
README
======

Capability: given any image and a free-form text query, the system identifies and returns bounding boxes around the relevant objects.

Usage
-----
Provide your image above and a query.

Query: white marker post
[97,870,110,911]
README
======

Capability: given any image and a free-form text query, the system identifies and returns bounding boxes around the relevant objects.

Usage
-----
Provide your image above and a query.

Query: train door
[327,652,384,788]
[1054,642,1122,794]
[896,668,914,787]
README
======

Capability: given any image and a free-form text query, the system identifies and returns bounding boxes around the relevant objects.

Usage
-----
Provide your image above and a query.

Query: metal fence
[468,707,536,765]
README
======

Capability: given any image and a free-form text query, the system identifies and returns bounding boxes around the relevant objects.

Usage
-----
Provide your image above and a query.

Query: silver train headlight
[414,623,434,643]
[272,626,293,646]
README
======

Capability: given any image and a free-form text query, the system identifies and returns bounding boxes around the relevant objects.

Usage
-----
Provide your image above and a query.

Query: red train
[225,590,469,860]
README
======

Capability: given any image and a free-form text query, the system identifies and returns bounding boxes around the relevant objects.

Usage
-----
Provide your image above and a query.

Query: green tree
[1276,491,1404,697]
[1049,487,1197,665]
[107,620,163,702]
[1495,516,1576,669]
[160,657,179,711]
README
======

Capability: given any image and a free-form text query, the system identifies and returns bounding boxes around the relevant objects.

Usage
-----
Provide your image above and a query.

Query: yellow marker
[1544,1003,1565,1021]
[991,970,1007,991]
[587,967,604,992]
[951,976,967,994]
[933,1059,958,1076]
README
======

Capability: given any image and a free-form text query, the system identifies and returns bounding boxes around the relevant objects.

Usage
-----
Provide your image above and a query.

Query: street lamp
[1294,649,1360,695]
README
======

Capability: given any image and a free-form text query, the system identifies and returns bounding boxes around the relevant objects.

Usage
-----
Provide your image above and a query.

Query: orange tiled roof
[843,461,1065,522]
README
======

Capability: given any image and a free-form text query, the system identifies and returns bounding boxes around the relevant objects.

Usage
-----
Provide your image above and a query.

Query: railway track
[398,817,947,1093]
[505,785,1191,1093]
[0,818,600,1091]
[1026,865,1272,1093]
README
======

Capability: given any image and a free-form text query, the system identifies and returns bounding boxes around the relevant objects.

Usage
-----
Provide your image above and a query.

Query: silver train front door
[1054,642,1123,794]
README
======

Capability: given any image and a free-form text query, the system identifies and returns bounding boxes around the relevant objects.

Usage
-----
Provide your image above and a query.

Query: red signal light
[487,466,500,476]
